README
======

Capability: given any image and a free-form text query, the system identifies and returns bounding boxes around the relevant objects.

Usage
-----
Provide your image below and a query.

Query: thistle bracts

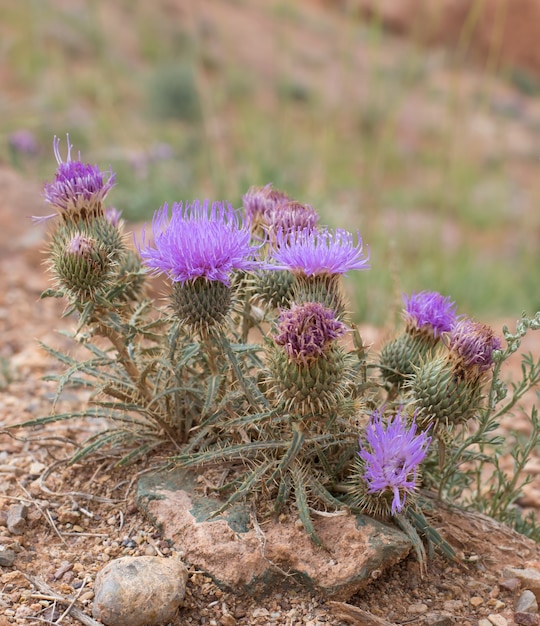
[379,329,439,386]
[408,355,485,430]
[409,318,501,430]
[250,269,295,311]
[49,224,118,301]
[379,291,458,386]
[172,278,232,337]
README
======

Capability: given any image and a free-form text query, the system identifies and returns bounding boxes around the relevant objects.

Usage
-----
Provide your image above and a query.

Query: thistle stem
[95,322,152,400]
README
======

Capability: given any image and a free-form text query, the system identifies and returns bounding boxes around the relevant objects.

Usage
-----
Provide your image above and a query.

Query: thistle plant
[13,135,540,554]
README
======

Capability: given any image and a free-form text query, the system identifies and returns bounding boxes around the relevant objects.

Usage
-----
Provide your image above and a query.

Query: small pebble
[470,596,484,607]
[487,615,508,626]
[516,590,539,614]
[500,577,521,592]
[7,503,27,535]
[407,602,428,614]
[503,568,540,601]
[0,548,16,567]
[423,613,453,626]
[514,612,539,626]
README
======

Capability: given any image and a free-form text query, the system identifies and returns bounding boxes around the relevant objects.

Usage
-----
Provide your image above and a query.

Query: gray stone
[92,556,188,626]
[516,590,539,614]
[423,613,453,626]
[0,548,16,567]
[7,503,27,535]
[137,469,412,601]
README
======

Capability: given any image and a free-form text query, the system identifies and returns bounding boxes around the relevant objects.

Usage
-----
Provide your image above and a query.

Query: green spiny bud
[265,342,353,418]
[252,269,294,310]
[379,329,438,386]
[49,229,114,300]
[408,354,484,429]
[171,278,232,337]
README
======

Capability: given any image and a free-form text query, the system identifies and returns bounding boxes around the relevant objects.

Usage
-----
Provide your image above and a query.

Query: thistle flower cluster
[32,135,536,553]
[379,290,458,385]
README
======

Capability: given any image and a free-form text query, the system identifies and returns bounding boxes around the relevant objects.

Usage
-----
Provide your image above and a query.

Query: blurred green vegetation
[1,0,539,324]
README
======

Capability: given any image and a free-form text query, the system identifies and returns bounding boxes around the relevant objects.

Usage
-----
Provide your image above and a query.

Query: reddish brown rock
[137,470,412,601]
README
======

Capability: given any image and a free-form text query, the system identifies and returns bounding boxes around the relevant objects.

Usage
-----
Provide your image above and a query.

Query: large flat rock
[137,469,412,601]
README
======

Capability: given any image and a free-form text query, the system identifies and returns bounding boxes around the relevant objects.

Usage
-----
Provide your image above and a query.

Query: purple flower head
[139,200,263,286]
[266,200,319,234]
[242,184,290,223]
[43,135,115,216]
[446,318,501,373]
[274,302,347,364]
[270,228,370,276]
[359,407,431,515]
[403,291,458,337]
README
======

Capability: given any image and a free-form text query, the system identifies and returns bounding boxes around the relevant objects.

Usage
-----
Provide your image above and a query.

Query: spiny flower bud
[42,135,115,223]
[251,269,295,310]
[409,318,501,429]
[50,230,113,300]
[347,407,430,518]
[264,302,353,418]
[172,278,232,337]
[115,248,146,302]
[379,291,457,386]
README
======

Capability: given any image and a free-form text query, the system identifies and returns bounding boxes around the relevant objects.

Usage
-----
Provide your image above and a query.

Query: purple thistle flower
[403,291,458,337]
[139,200,262,286]
[43,135,115,216]
[359,407,431,515]
[274,302,347,364]
[270,228,370,276]
[446,318,501,373]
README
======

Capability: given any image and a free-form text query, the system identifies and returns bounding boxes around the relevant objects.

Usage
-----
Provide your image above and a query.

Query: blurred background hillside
[1,0,539,325]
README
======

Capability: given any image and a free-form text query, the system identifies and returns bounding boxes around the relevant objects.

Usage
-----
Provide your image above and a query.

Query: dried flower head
[403,291,457,338]
[358,407,430,515]
[271,228,370,276]
[242,184,291,224]
[446,318,501,374]
[43,135,115,221]
[139,200,262,286]
[274,302,347,364]
[266,200,319,235]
